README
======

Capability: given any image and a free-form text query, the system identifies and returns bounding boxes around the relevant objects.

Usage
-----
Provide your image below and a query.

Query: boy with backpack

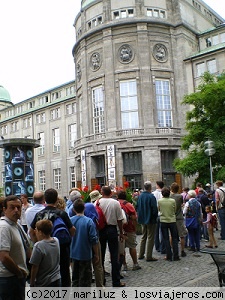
[29,188,76,287]
[70,199,99,287]
[29,219,61,287]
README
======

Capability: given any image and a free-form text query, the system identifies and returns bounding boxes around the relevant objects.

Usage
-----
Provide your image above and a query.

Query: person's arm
[0,251,27,278]
[117,219,124,241]
[69,226,76,236]
[30,264,39,287]
[183,202,189,215]
[29,228,37,243]
[92,243,99,266]
[215,190,220,211]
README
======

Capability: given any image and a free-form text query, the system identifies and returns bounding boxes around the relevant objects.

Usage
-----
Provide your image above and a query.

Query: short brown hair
[36,219,53,236]
[216,180,223,187]
[170,182,179,193]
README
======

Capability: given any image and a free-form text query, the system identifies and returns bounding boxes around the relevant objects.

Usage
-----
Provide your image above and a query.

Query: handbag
[185,217,198,229]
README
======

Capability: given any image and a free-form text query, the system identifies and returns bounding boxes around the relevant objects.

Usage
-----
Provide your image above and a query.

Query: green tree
[174,72,225,184]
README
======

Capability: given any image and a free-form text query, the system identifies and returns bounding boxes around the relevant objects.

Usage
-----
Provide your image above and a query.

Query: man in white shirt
[25,191,45,237]
[153,181,166,254]
[98,186,125,287]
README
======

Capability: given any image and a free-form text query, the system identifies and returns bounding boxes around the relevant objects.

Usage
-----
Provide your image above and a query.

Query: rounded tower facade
[72,0,218,190]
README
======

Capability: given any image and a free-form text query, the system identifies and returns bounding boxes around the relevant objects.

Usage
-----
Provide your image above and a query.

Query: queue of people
[0,179,223,299]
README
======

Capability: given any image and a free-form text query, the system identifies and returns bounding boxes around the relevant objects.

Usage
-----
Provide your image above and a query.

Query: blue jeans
[99,225,120,287]
[161,222,179,260]
[0,276,26,300]
[154,217,166,253]
[218,208,225,239]
[188,226,200,251]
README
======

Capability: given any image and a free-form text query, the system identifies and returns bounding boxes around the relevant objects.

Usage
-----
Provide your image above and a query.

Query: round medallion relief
[118,44,134,64]
[153,44,168,62]
[90,52,101,71]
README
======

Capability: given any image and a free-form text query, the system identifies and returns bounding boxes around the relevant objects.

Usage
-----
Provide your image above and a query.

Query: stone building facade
[72,0,225,190]
[0,0,224,197]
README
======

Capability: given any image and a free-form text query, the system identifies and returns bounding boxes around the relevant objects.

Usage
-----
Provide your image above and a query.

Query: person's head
[161,187,170,198]
[68,187,80,195]
[20,194,28,204]
[205,205,212,213]
[216,180,223,187]
[101,186,112,197]
[44,188,58,205]
[156,181,164,190]
[187,190,196,199]
[198,188,204,195]
[89,190,102,203]
[117,190,127,200]
[144,181,152,192]
[196,182,202,188]
[35,219,53,240]
[33,191,45,204]
[73,199,85,214]
[69,190,82,203]
[0,196,5,217]
[170,182,179,194]
[182,187,189,193]
[56,196,66,210]
[3,195,22,223]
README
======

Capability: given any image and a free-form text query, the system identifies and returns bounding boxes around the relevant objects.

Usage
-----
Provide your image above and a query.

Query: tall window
[155,80,172,128]
[68,124,77,149]
[196,62,205,77]
[37,132,45,155]
[38,170,46,191]
[207,59,217,74]
[92,87,105,134]
[66,103,76,115]
[51,108,60,120]
[120,80,139,129]
[53,168,61,190]
[53,128,60,152]
[70,166,76,188]
[36,113,46,124]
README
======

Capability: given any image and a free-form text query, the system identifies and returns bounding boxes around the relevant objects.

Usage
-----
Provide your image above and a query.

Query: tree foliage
[174,72,225,183]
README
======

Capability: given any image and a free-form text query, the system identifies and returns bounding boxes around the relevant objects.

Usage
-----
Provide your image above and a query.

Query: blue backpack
[52,216,71,245]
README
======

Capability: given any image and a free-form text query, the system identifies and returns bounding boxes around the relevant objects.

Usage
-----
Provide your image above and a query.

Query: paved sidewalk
[103,229,222,287]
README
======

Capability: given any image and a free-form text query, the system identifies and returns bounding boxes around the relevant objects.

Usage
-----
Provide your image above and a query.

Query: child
[70,199,99,287]
[29,219,61,287]
[203,205,218,248]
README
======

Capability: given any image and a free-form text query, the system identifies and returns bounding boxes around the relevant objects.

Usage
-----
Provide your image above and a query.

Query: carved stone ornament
[153,44,168,62]
[118,44,134,63]
[76,63,82,82]
[90,52,101,71]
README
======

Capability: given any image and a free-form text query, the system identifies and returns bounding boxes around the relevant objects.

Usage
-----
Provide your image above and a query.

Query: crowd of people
[0,179,224,299]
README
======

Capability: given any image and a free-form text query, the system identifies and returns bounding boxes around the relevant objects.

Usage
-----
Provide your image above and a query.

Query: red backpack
[95,199,107,230]
[211,213,218,229]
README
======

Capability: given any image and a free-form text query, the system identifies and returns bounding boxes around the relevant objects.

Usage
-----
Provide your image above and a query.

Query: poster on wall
[107,144,116,188]
[81,149,86,188]
[4,145,34,200]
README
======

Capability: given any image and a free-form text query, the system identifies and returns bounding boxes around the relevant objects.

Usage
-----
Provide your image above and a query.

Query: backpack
[52,216,72,244]
[210,213,218,229]
[119,200,130,225]
[95,199,107,230]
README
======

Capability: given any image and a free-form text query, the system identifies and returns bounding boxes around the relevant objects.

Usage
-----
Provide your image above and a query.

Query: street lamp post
[204,140,215,189]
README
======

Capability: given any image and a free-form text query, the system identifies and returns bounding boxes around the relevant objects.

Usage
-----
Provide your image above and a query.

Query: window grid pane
[155,80,172,128]
[92,87,105,134]
[53,128,60,152]
[38,170,46,191]
[53,168,61,190]
[120,80,139,129]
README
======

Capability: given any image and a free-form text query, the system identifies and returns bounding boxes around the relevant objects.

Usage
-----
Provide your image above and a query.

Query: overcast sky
[0,0,224,104]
